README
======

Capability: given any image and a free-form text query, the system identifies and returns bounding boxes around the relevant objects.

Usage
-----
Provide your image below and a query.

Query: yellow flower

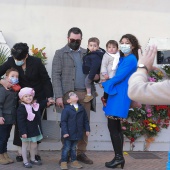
[152,124,156,128]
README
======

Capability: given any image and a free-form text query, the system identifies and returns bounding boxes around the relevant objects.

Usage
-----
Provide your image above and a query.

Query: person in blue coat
[60,90,90,170]
[102,34,141,169]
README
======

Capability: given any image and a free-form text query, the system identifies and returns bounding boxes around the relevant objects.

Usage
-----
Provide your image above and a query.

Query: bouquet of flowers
[121,68,170,150]
[31,45,47,65]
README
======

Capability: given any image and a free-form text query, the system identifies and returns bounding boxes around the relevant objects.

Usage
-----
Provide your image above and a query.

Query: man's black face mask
[68,39,81,51]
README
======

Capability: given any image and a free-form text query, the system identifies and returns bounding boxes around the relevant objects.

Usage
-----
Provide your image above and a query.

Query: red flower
[155,127,160,132]
[164,119,169,123]
[130,138,135,143]
[143,120,149,126]
[155,105,168,111]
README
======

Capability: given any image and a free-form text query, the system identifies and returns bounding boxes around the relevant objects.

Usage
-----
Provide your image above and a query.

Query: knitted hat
[18,87,35,99]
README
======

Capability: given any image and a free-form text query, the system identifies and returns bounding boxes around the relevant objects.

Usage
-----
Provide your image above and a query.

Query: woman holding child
[102,34,141,169]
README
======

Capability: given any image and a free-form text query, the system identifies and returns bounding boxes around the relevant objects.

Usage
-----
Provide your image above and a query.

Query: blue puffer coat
[102,53,137,118]
[61,104,90,140]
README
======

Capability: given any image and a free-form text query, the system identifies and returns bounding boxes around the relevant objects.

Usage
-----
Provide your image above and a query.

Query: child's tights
[22,141,37,163]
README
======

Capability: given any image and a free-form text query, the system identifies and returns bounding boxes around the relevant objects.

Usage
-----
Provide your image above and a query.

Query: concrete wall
[1,0,170,151]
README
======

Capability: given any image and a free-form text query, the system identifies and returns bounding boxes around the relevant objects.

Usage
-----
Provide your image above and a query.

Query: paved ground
[0,151,168,170]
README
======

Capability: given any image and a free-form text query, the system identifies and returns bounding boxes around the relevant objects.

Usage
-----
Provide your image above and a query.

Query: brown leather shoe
[77,153,93,164]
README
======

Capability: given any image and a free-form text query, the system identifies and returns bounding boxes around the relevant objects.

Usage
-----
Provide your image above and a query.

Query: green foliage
[0,46,10,66]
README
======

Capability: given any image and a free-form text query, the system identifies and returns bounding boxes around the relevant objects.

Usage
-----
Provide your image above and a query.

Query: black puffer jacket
[82,48,105,80]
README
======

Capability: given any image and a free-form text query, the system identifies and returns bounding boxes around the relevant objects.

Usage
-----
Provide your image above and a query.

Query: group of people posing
[0,27,141,169]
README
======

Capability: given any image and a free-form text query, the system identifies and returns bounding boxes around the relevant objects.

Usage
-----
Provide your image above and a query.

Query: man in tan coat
[128,45,170,105]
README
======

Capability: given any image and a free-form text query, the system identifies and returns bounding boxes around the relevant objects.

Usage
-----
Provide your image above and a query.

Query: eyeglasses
[68,92,76,97]
[69,38,81,44]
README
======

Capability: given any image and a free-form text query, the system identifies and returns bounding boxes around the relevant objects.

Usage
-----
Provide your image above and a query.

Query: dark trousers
[61,139,78,162]
[0,124,13,154]
[107,118,124,156]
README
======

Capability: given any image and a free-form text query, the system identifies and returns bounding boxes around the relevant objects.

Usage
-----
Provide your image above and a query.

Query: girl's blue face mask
[10,77,19,85]
[14,59,24,66]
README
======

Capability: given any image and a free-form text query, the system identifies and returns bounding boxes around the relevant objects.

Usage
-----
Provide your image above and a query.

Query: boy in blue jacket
[60,91,90,170]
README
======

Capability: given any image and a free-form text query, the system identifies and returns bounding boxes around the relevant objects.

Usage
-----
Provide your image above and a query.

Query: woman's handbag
[41,107,60,140]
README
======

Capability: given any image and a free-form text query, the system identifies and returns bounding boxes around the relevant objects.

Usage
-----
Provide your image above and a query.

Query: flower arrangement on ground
[31,45,47,65]
[121,68,170,150]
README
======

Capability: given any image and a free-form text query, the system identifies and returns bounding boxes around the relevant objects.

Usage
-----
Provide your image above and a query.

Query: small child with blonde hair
[17,87,54,168]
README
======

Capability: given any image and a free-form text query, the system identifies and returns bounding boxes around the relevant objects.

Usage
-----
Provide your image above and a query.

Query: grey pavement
[0,151,167,170]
